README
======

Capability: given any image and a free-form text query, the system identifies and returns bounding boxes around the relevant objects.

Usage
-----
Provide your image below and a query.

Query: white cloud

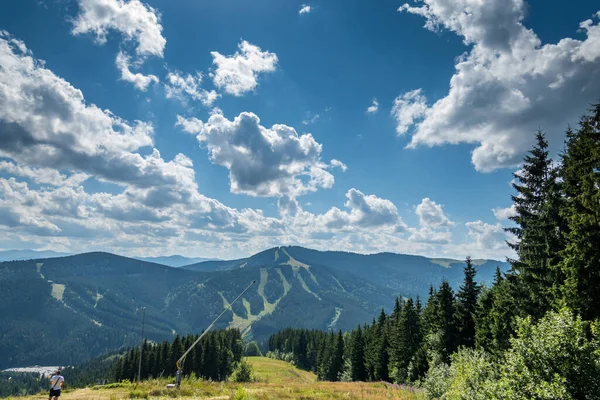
[210,40,278,96]
[408,227,452,245]
[299,4,311,15]
[492,205,517,220]
[330,159,348,172]
[176,110,337,197]
[164,71,218,107]
[391,89,428,134]
[465,220,510,251]
[367,98,379,114]
[72,0,166,58]
[72,0,166,91]
[0,34,208,207]
[302,113,320,125]
[0,161,89,187]
[415,197,453,227]
[115,51,158,91]
[398,1,600,171]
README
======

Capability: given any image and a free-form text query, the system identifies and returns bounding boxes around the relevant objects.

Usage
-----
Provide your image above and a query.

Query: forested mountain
[0,247,505,369]
[183,246,507,299]
[0,249,72,262]
[134,255,219,267]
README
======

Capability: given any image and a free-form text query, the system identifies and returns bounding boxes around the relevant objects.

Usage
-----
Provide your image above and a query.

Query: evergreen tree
[433,280,458,363]
[456,256,480,348]
[507,131,565,319]
[350,325,367,381]
[559,104,600,320]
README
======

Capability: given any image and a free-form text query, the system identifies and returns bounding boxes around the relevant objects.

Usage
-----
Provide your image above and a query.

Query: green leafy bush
[231,359,254,383]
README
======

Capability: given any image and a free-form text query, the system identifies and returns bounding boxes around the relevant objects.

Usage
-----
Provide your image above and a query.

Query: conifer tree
[456,256,480,348]
[559,105,600,320]
[433,280,458,363]
[350,325,367,381]
[507,131,565,319]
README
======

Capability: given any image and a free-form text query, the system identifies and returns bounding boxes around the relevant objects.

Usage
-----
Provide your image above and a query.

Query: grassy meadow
[7,357,424,400]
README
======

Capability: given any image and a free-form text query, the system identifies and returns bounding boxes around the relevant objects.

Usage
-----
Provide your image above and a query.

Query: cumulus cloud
[398,1,600,171]
[0,161,89,187]
[330,159,348,172]
[391,89,428,135]
[415,197,453,228]
[492,205,517,220]
[72,0,166,90]
[164,71,218,107]
[210,40,278,96]
[176,110,337,197]
[299,4,311,15]
[116,51,158,91]
[367,98,379,114]
[408,227,452,245]
[465,220,510,251]
[0,34,205,207]
[72,0,166,57]
[278,189,408,233]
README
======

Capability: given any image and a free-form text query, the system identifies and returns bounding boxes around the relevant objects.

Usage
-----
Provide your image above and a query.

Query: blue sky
[0,0,599,260]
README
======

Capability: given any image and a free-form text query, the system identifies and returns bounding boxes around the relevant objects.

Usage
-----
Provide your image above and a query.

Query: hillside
[0,246,507,369]
[3,357,424,399]
[184,246,509,299]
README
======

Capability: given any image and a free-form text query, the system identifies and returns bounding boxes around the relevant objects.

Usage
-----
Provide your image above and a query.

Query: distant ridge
[0,249,219,267]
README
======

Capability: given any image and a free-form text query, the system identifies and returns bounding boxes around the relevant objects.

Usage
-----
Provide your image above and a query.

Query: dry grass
[7,358,424,400]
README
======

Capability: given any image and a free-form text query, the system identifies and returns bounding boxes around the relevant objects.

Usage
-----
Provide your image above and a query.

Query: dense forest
[113,329,244,382]
[267,105,600,399]
[0,329,243,397]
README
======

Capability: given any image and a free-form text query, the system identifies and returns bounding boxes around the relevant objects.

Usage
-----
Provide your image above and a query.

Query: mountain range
[0,249,217,267]
[0,246,509,369]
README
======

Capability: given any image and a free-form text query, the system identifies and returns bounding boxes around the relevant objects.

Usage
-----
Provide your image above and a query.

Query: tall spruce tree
[350,325,367,381]
[455,256,480,348]
[433,280,458,363]
[560,104,600,320]
[506,131,564,319]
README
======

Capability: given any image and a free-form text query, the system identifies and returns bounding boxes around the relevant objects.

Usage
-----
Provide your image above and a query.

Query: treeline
[269,104,600,398]
[114,329,244,382]
[0,372,46,397]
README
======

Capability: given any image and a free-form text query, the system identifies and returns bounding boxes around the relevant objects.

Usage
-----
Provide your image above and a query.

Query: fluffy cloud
[299,5,312,15]
[72,0,166,90]
[0,34,204,207]
[492,205,517,220]
[398,1,600,171]
[210,41,278,96]
[176,110,337,197]
[72,0,166,58]
[415,197,453,227]
[330,159,348,172]
[115,51,158,91]
[367,98,379,114]
[391,89,428,135]
[465,220,511,251]
[164,71,218,107]
[0,161,89,187]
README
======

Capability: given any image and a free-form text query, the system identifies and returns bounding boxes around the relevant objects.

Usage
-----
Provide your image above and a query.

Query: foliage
[231,359,255,382]
[244,342,262,357]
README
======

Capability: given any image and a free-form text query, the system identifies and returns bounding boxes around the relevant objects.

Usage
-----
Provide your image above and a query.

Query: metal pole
[137,307,146,382]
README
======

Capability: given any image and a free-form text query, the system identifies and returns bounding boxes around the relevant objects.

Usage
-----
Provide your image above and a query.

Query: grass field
[8,357,424,400]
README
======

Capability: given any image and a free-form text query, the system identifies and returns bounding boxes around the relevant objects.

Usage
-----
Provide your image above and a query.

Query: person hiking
[48,370,64,400]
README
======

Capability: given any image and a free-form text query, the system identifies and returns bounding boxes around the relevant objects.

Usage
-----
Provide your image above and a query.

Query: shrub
[231,386,254,400]
[128,389,148,399]
[421,362,450,400]
[231,359,254,383]
[493,308,600,399]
